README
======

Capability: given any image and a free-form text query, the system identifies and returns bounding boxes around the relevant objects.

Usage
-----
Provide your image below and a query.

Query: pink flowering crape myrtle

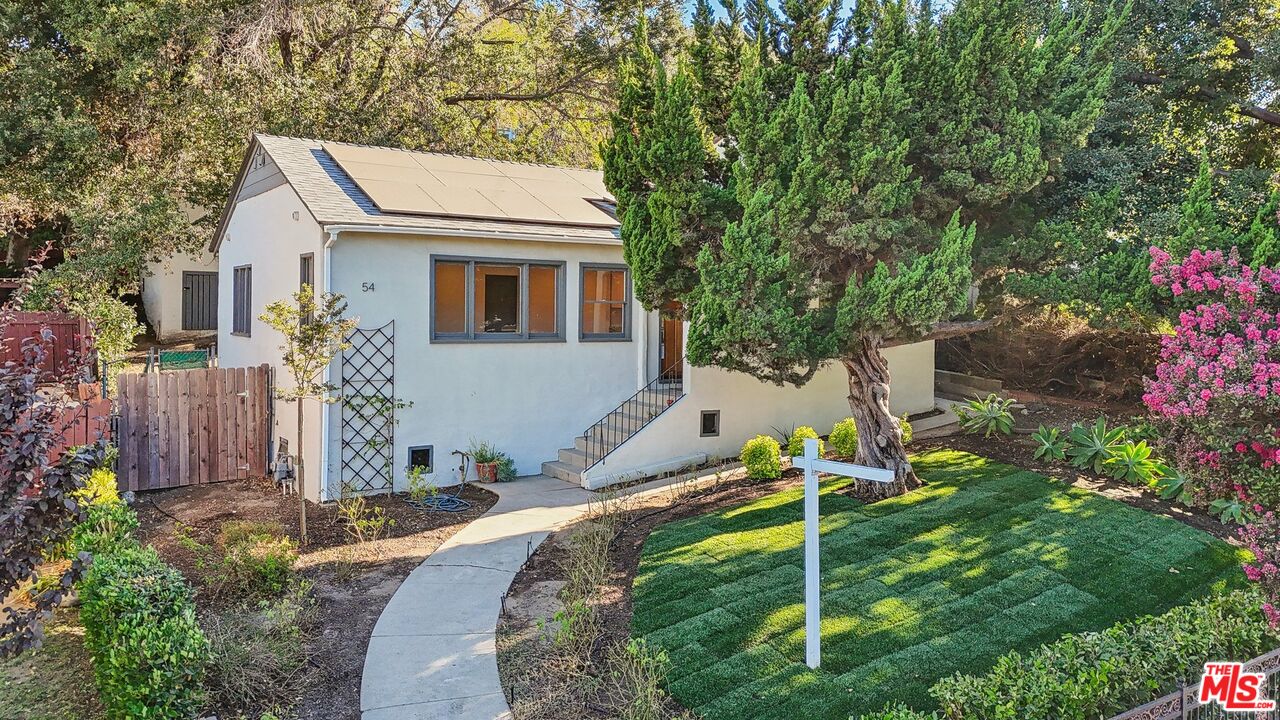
[1145,246,1280,624]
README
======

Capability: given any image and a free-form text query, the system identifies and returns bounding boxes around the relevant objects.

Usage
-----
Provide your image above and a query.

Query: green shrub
[930,590,1279,720]
[72,500,140,556]
[496,454,518,482]
[336,488,396,545]
[218,521,298,596]
[69,467,138,557]
[178,521,298,598]
[741,435,781,479]
[80,546,209,720]
[830,418,859,456]
[787,426,823,457]
[608,638,673,720]
[830,417,911,456]
[75,467,122,505]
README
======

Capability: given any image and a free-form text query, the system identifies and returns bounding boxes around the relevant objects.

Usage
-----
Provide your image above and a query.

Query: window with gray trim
[232,265,252,336]
[700,410,720,437]
[299,253,315,325]
[431,256,564,342]
[580,264,631,340]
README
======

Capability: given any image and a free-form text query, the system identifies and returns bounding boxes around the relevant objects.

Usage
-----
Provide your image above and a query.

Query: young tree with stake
[261,285,358,544]
[604,0,1123,496]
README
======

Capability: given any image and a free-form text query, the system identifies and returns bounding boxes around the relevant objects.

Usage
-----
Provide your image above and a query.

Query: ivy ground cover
[632,450,1250,719]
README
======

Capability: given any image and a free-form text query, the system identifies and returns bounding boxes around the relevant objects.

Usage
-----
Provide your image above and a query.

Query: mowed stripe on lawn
[632,450,1250,720]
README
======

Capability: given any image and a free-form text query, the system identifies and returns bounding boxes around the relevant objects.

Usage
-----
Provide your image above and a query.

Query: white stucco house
[211,134,939,501]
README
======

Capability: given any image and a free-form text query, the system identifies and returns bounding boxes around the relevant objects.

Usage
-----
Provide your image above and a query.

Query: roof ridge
[254,132,600,174]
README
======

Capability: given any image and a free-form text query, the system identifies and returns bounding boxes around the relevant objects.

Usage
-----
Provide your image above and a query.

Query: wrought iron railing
[581,358,685,471]
[1109,648,1280,720]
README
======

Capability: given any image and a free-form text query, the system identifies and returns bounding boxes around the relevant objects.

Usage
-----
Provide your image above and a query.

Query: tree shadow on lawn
[632,449,1250,720]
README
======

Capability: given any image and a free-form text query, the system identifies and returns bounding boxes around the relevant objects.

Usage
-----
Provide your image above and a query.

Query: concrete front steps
[542,392,681,487]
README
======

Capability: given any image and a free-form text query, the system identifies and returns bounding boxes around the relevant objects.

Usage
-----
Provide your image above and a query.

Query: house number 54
[362,282,375,292]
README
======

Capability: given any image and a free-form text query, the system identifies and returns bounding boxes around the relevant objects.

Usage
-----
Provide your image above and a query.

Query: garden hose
[404,449,473,513]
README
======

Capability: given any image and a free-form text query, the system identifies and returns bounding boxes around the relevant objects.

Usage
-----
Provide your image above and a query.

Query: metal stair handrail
[581,357,686,471]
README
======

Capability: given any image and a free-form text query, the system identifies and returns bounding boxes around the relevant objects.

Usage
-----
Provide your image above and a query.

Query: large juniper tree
[603,0,1122,495]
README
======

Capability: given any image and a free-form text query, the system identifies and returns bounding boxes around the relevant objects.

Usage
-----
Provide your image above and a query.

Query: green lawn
[633,450,1250,720]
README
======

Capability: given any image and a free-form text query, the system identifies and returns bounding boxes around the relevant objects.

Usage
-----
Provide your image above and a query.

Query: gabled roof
[210,134,621,252]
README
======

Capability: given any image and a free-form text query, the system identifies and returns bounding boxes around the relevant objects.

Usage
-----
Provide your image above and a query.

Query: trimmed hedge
[72,500,139,557]
[741,435,782,479]
[81,546,210,719]
[930,590,1279,720]
[69,467,138,557]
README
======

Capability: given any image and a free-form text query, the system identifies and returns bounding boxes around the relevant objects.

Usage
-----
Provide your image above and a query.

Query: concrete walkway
[360,475,591,719]
[360,469,732,719]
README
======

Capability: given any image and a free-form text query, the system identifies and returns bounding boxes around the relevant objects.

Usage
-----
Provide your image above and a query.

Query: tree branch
[884,319,994,348]
[1124,71,1280,128]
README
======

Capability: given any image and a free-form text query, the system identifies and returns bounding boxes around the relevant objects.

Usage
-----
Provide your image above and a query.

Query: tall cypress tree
[605,0,1121,496]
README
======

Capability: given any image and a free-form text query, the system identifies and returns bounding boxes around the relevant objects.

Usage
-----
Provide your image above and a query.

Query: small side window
[700,410,720,438]
[299,253,315,325]
[232,265,252,336]
[408,445,433,473]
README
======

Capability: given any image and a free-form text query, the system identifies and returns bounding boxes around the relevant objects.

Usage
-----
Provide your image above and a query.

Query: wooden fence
[46,384,114,462]
[1,311,91,380]
[116,365,272,492]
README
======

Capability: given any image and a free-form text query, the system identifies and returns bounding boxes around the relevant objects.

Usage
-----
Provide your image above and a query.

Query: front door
[659,302,684,379]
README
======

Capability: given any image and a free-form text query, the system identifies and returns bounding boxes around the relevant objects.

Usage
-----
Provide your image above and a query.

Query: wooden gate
[115,365,272,492]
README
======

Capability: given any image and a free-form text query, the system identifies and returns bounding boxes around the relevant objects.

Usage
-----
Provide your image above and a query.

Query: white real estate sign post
[799,437,895,669]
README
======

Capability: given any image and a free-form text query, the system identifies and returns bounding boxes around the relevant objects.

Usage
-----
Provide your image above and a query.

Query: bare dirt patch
[136,477,497,720]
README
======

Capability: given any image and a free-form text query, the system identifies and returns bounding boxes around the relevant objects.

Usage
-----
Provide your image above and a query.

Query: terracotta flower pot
[476,462,499,483]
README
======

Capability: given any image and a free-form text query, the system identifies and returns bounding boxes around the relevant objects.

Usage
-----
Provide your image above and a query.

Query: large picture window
[580,265,630,341]
[431,257,564,342]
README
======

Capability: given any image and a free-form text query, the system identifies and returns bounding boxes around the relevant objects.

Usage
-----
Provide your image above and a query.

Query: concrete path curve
[360,475,591,720]
[359,468,736,720]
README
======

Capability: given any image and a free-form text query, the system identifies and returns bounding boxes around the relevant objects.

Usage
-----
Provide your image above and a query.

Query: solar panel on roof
[322,142,617,227]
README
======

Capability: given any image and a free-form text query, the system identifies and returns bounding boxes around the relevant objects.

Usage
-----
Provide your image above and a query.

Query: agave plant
[1031,426,1066,461]
[1153,465,1190,503]
[955,394,1015,437]
[1103,440,1161,485]
[1065,417,1125,473]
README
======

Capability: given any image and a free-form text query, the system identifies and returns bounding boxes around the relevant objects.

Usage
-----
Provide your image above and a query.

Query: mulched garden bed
[136,477,497,720]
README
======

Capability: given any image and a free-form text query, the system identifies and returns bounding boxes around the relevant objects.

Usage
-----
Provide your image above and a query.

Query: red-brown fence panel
[0,312,91,380]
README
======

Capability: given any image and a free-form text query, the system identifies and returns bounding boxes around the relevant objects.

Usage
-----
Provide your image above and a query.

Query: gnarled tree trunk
[842,335,921,498]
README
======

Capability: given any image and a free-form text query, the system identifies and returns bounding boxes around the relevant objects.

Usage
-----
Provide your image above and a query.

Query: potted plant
[469,439,503,483]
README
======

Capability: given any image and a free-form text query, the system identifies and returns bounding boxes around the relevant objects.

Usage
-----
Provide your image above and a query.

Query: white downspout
[319,229,338,502]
